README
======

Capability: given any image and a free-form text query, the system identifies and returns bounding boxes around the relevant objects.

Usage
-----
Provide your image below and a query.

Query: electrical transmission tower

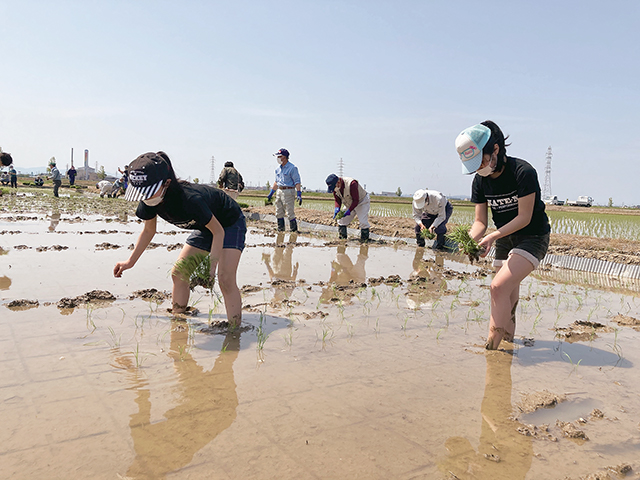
[542,147,552,199]
[338,158,344,177]
[209,156,216,184]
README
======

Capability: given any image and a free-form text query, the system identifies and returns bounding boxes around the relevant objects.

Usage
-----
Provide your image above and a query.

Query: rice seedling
[335,209,346,220]
[420,228,435,240]
[562,352,582,376]
[129,342,155,368]
[174,252,215,292]
[256,313,270,351]
[107,326,122,348]
[446,225,484,263]
[264,198,273,206]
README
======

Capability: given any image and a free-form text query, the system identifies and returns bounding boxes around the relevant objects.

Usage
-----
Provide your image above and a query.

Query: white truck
[543,195,564,206]
[566,196,593,207]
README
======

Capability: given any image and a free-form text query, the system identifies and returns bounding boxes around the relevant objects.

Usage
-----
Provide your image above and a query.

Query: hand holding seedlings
[420,228,435,240]
[446,224,485,263]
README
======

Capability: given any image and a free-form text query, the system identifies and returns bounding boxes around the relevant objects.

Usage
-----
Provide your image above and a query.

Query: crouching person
[412,189,453,250]
[326,174,371,242]
[114,151,246,326]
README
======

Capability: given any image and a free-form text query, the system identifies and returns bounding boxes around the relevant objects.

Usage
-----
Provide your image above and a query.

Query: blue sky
[1,1,639,205]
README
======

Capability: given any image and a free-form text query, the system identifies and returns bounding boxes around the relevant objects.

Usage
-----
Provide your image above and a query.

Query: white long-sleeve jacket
[412,190,448,229]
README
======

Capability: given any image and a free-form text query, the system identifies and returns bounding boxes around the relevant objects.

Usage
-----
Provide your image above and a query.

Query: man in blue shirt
[266,148,302,232]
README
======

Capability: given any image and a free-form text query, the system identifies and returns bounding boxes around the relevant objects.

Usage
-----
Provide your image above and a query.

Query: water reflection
[48,212,61,232]
[125,322,240,479]
[329,244,369,285]
[438,351,533,479]
[406,248,445,309]
[263,232,299,304]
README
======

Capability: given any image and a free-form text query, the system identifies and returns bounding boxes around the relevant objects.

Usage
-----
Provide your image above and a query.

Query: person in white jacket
[412,189,453,250]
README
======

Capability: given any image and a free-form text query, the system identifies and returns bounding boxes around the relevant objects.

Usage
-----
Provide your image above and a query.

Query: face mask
[277,157,283,165]
[142,184,167,206]
[476,154,497,177]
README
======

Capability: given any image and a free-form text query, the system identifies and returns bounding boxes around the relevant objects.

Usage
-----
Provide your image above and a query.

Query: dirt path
[246,206,640,265]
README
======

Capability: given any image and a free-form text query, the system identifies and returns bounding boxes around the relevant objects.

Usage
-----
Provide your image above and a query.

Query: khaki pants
[337,194,370,229]
[275,189,296,219]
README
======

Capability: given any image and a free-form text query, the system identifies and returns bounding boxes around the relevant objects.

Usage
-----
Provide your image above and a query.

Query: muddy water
[1,213,640,479]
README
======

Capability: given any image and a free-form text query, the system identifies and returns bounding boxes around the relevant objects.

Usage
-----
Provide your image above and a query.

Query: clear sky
[1,1,638,205]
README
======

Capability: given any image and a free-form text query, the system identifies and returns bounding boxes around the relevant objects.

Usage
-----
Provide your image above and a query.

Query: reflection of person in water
[263,232,299,304]
[126,323,240,479]
[406,247,444,309]
[320,244,369,302]
[48,212,61,232]
[438,351,533,479]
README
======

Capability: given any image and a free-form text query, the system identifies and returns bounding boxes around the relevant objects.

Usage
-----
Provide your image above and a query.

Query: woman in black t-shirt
[455,121,550,349]
[114,152,247,326]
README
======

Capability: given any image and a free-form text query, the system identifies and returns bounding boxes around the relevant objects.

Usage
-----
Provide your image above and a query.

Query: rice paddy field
[1,188,640,479]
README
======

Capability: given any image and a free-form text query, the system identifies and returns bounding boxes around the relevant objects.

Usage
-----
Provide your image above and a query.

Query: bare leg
[486,254,534,350]
[217,248,243,326]
[171,244,208,314]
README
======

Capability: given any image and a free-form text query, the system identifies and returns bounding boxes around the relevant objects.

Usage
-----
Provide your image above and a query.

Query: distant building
[76,166,98,181]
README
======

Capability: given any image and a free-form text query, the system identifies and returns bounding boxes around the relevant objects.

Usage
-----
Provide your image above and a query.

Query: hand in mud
[114,260,133,277]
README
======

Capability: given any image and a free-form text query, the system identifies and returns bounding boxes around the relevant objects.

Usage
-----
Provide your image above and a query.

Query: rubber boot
[277,218,285,232]
[360,228,370,243]
[338,225,347,239]
[432,233,446,251]
[289,218,298,232]
[416,232,426,247]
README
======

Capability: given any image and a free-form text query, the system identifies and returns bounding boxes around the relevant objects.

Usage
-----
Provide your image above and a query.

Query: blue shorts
[185,214,247,252]
[494,232,550,268]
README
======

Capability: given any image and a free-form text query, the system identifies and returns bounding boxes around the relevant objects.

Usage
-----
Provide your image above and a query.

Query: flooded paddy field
[2,194,640,479]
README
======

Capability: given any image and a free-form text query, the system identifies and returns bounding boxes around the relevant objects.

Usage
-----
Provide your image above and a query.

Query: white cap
[413,189,427,209]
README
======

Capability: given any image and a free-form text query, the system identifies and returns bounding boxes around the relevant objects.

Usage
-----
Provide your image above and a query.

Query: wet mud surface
[2,195,640,479]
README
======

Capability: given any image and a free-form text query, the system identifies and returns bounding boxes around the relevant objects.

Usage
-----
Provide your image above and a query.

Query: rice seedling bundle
[420,228,435,239]
[174,252,215,291]
[446,225,484,263]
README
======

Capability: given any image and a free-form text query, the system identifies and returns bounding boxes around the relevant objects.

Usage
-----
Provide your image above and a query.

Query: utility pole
[209,156,216,185]
[543,146,552,199]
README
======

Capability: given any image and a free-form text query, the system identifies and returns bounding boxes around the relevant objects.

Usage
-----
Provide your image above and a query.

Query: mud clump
[6,299,39,310]
[564,463,632,480]
[368,275,403,286]
[556,420,589,440]
[95,242,121,250]
[57,290,116,309]
[241,285,263,294]
[129,288,169,302]
[555,320,614,342]
[36,245,69,252]
[613,314,640,331]
[198,320,252,335]
[167,243,183,251]
[516,423,557,441]
[516,390,566,414]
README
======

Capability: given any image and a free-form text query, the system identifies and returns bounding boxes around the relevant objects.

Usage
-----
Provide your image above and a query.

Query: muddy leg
[171,244,207,314]
[218,248,243,327]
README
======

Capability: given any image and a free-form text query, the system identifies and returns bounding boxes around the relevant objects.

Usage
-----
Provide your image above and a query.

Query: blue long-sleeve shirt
[275,161,301,187]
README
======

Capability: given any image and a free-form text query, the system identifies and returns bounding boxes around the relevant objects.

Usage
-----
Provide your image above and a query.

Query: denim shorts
[185,214,247,252]
[493,232,550,268]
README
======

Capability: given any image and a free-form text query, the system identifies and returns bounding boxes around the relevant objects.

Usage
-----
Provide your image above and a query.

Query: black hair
[480,120,510,171]
[224,161,234,168]
[1,152,13,167]
[156,151,189,196]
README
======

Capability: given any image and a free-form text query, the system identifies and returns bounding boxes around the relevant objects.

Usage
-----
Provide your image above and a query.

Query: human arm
[348,181,360,211]
[268,182,277,200]
[469,203,489,243]
[205,215,226,279]
[477,193,536,253]
[114,216,157,277]
[429,193,447,233]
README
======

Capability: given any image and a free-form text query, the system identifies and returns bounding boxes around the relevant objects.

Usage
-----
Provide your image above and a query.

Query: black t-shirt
[136,183,242,231]
[471,156,550,235]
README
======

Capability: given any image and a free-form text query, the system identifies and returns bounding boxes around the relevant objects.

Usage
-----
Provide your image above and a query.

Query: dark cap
[273,148,289,158]
[124,152,171,202]
[326,174,339,193]
[224,161,234,167]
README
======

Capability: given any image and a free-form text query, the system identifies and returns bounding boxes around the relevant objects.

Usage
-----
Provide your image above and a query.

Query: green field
[243,194,640,240]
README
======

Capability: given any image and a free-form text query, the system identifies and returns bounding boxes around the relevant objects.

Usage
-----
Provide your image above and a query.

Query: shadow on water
[438,350,533,480]
[514,339,632,368]
[121,320,242,479]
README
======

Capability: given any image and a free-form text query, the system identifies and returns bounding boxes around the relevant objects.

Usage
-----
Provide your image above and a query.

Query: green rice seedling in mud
[264,198,273,206]
[129,342,155,368]
[256,313,270,351]
[335,209,346,221]
[107,326,122,349]
[420,228,435,240]
[446,224,484,263]
[607,328,624,360]
[562,352,583,376]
